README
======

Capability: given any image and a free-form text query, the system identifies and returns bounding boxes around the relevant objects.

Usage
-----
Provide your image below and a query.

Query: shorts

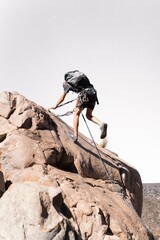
[81,101,95,110]
[78,88,97,110]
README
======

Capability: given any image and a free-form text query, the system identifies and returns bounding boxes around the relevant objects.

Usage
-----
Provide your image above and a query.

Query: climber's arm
[49,92,67,110]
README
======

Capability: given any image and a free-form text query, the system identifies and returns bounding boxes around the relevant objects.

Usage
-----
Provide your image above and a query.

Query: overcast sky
[0,0,160,183]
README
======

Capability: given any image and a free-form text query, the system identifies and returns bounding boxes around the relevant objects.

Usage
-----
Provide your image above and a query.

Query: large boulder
[0,91,154,240]
[0,182,67,240]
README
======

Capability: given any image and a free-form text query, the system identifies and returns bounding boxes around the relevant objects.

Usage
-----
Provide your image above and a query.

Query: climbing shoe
[100,123,107,139]
[69,133,78,143]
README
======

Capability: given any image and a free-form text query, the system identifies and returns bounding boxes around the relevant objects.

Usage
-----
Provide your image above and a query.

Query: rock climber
[49,70,107,143]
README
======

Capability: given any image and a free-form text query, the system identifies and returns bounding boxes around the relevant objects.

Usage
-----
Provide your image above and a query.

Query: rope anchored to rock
[49,98,110,179]
[81,113,110,178]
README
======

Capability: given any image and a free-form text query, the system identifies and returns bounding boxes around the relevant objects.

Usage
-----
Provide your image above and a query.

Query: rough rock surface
[142,183,160,240]
[0,91,154,240]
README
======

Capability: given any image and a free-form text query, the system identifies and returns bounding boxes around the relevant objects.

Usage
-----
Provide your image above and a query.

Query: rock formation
[0,91,154,240]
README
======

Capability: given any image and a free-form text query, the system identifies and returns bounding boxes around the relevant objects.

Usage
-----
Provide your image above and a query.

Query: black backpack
[64,70,92,93]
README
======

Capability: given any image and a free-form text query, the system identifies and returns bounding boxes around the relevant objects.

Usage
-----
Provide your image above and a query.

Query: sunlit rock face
[0,91,154,240]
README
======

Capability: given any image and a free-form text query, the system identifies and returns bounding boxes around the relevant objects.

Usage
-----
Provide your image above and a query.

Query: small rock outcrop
[0,91,154,240]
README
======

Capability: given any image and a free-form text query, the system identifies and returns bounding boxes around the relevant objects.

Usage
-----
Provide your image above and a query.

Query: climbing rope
[49,98,111,179]
[56,98,77,108]
[57,110,75,117]
[81,113,110,178]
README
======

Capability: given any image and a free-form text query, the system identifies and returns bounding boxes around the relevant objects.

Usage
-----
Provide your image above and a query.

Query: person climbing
[49,70,107,143]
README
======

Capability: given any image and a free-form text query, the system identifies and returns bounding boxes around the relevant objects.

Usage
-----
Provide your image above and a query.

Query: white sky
[0,0,160,183]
